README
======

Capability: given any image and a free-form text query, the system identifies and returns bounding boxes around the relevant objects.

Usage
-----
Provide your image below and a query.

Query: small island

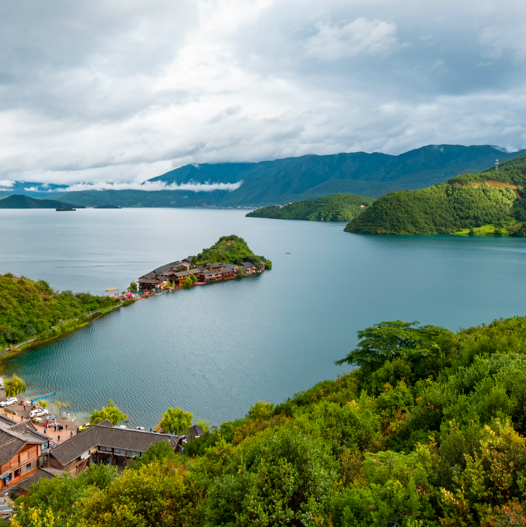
[56,204,76,211]
[246,193,374,222]
[137,235,272,291]
[94,204,122,209]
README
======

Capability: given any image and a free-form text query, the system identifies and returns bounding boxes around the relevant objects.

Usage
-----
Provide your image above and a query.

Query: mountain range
[3,145,525,208]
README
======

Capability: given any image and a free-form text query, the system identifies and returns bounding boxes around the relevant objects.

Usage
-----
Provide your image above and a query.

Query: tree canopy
[160,406,193,435]
[90,399,128,426]
[4,374,27,398]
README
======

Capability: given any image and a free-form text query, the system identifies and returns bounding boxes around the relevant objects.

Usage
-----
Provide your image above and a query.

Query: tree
[132,440,178,470]
[129,281,137,292]
[79,461,197,527]
[160,406,193,434]
[183,277,193,289]
[4,374,27,398]
[55,401,62,415]
[237,267,244,277]
[468,227,476,235]
[190,274,198,283]
[40,400,47,409]
[90,399,128,426]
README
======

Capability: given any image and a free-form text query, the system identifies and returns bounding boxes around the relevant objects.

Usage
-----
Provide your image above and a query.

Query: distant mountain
[0,194,84,209]
[246,193,375,222]
[149,145,526,205]
[344,153,526,235]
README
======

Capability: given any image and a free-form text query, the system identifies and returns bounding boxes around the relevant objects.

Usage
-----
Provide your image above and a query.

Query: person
[70,431,73,438]
[57,435,60,442]
[65,424,68,431]
[44,428,46,434]
[24,405,26,411]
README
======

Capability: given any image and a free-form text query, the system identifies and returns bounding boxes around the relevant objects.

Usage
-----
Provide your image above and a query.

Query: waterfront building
[47,420,184,475]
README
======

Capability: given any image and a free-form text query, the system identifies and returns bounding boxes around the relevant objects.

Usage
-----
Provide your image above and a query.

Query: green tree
[90,399,128,426]
[40,400,48,409]
[79,461,197,527]
[12,464,116,527]
[4,374,27,398]
[132,440,178,470]
[190,274,198,283]
[183,277,193,289]
[129,281,137,291]
[160,406,193,434]
[468,227,476,235]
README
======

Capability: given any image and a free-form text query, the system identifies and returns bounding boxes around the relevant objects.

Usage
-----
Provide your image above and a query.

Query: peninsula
[137,235,272,291]
[345,153,526,235]
[0,273,125,357]
[246,193,374,222]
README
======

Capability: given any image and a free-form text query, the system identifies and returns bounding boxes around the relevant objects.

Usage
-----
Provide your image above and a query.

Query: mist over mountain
[23,145,526,208]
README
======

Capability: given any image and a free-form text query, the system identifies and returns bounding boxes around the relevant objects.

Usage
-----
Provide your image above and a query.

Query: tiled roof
[50,420,182,466]
[243,262,256,268]
[188,425,204,440]
[0,420,48,465]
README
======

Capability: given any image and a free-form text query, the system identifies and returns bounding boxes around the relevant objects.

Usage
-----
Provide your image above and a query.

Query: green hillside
[14,315,526,526]
[0,274,119,348]
[194,235,272,270]
[246,193,375,222]
[345,153,526,235]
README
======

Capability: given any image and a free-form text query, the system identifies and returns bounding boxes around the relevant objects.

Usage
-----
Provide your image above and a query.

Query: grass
[453,219,521,236]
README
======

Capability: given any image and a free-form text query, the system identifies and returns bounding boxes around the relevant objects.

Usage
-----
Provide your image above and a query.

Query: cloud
[0,180,15,187]
[303,17,401,61]
[0,0,525,187]
[63,180,243,192]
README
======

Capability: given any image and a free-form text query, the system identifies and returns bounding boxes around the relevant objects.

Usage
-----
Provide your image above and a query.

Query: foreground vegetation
[194,235,272,270]
[13,314,526,526]
[246,193,375,222]
[345,153,526,235]
[0,274,120,348]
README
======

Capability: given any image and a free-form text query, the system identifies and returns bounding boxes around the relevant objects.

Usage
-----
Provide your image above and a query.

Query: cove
[1,208,526,428]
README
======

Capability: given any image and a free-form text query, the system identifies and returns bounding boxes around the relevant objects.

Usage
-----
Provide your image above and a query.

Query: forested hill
[149,144,526,205]
[0,274,119,348]
[345,153,526,235]
[246,193,374,222]
[14,315,526,526]
[0,194,83,209]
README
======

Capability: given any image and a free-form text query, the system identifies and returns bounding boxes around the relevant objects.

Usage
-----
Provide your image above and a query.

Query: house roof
[138,272,156,280]
[243,262,256,268]
[0,419,48,465]
[138,278,161,284]
[50,420,183,466]
[12,467,63,493]
[182,256,195,263]
[205,263,224,269]
[188,425,204,440]
[153,261,186,275]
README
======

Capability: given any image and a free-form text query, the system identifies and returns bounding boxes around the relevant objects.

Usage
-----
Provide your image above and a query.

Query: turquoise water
[1,208,526,427]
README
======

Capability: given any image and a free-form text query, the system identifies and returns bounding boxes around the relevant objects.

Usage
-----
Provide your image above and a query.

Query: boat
[286,252,291,254]
[154,292,165,295]
[136,426,145,430]
[105,288,119,291]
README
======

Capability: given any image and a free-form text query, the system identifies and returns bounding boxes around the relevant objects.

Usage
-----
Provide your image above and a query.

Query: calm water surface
[1,208,525,427]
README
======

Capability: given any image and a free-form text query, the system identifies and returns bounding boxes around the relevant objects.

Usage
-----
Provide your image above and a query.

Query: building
[47,420,184,475]
[10,467,63,497]
[202,270,223,282]
[188,425,204,441]
[0,414,49,490]
[243,262,257,275]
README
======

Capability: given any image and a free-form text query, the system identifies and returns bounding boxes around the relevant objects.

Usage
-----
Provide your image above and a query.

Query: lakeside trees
[90,399,128,426]
[14,314,526,526]
[4,374,26,398]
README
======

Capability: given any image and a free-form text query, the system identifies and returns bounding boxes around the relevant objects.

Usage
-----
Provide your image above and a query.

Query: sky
[1,0,526,187]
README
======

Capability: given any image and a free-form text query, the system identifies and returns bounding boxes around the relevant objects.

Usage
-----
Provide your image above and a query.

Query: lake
[1,208,525,427]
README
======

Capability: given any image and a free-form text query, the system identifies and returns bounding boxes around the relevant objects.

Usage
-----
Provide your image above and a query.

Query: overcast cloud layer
[1,0,526,185]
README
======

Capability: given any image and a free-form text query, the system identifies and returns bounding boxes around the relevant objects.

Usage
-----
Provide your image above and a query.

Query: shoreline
[0,299,136,363]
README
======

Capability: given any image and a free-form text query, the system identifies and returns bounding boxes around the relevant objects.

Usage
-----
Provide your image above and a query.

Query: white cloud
[0,180,15,187]
[0,0,525,187]
[63,180,243,192]
[303,17,400,61]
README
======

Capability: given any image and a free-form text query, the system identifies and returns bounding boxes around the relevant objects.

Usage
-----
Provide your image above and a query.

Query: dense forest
[194,235,272,270]
[246,193,375,222]
[345,154,526,235]
[13,314,526,526]
[0,274,120,347]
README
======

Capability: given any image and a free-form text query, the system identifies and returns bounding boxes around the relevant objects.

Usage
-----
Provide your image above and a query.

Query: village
[0,388,205,518]
[137,254,265,292]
